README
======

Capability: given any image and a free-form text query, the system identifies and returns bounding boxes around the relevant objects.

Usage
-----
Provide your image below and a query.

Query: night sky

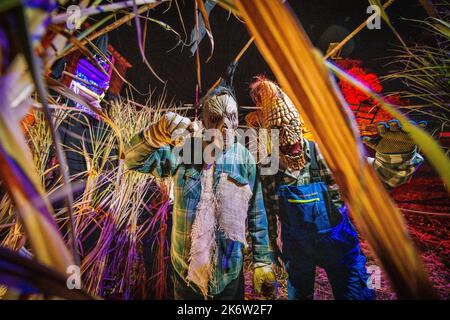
[106,0,429,106]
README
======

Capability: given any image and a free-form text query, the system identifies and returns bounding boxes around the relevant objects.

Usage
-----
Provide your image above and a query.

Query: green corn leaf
[327,61,450,189]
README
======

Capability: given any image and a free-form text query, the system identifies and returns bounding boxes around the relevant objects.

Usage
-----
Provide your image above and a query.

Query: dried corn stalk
[235,0,436,298]
[0,99,73,274]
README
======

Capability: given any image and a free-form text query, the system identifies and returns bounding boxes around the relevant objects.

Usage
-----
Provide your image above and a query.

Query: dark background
[105,0,429,106]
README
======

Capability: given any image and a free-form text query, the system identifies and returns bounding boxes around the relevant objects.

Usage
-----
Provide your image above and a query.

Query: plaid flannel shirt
[125,133,271,296]
[261,138,424,247]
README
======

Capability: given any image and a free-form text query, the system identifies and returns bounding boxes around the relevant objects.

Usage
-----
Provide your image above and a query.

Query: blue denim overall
[277,141,375,300]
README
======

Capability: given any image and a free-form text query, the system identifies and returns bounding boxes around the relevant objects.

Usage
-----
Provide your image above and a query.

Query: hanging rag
[187,168,252,297]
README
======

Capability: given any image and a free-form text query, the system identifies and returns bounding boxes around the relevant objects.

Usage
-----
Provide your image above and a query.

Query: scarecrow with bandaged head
[125,73,276,299]
[247,76,425,300]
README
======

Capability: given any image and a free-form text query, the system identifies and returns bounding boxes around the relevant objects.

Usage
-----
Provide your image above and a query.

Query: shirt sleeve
[368,148,424,188]
[246,154,272,266]
[124,130,177,178]
[315,141,424,190]
[260,174,280,252]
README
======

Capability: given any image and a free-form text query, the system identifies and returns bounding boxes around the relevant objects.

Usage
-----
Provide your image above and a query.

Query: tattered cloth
[187,167,252,297]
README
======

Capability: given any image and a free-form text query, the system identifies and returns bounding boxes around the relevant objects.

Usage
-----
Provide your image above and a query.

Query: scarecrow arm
[260,175,282,262]
[367,149,424,188]
[248,160,277,299]
[246,158,272,266]
[124,112,194,177]
[364,120,426,188]
[124,133,175,178]
[315,136,423,191]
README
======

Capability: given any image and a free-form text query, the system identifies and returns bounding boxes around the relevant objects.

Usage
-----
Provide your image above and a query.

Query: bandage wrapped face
[144,111,199,148]
[250,77,306,170]
[201,86,239,150]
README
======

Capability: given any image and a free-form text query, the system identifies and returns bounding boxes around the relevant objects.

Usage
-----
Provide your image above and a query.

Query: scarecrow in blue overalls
[247,77,425,300]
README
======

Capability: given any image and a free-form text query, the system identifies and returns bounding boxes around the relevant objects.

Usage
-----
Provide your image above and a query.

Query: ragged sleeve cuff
[252,244,273,266]
[369,148,424,188]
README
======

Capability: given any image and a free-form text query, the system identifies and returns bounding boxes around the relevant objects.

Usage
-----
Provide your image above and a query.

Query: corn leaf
[235,0,436,299]
[0,246,92,299]
[326,62,450,188]
[0,93,73,274]
[0,2,74,274]
[369,0,393,28]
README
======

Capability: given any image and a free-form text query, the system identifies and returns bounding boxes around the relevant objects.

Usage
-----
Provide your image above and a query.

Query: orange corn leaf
[235,0,435,299]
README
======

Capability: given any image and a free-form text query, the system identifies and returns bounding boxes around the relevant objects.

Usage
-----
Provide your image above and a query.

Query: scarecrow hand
[362,119,427,154]
[145,112,199,147]
[253,264,277,299]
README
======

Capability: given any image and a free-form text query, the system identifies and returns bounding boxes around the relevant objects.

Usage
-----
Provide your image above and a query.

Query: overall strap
[308,140,322,183]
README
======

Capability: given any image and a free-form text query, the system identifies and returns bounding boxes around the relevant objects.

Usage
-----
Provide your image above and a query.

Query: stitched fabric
[187,166,216,297]
[187,169,253,297]
[216,172,252,247]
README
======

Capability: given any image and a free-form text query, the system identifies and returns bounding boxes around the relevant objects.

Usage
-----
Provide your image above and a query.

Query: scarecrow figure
[248,77,425,300]
[125,82,276,299]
